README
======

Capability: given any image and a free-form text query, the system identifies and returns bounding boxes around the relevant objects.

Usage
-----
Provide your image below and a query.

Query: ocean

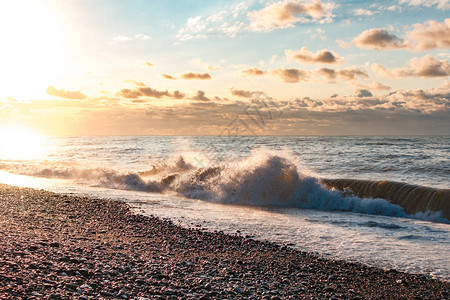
[0,135,449,280]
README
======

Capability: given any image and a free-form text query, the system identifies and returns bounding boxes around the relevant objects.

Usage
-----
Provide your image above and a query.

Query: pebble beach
[0,183,448,299]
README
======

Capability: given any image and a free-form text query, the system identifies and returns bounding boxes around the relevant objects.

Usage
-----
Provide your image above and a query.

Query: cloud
[355,89,373,98]
[400,0,450,10]
[192,90,210,101]
[285,47,342,64]
[408,19,450,50]
[176,1,333,40]
[161,74,177,80]
[112,33,151,42]
[189,58,223,71]
[315,67,369,81]
[160,72,212,80]
[229,88,264,98]
[9,84,450,136]
[176,3,249,40]
[46,86,87,100]
[143,62,154,67]
[349,20,449,51]
[270,67,309,83]
[241,65,367,83]
[241,68,266,76]
[353,8,376,16]
[117,89,142,99]
[307,28,326,39]
[247,0,333,32]
[125,79,146,86]
[112,35,132,42]
[352,28,408,50]
[371,63,391,77]
[117,84,185,100]
[181,72,212,80]
[134,33,151,40]
[171,91,185,99]
[398,54,450,77]
[356,81,392,91]
[138,87,173,99]
[373,54,450,77]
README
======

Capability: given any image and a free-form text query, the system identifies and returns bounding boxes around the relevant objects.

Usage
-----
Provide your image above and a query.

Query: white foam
[0,147,446,223]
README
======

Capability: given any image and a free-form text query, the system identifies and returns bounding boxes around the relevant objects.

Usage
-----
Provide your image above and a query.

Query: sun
[0,127,47,161]
[0,0,67,100]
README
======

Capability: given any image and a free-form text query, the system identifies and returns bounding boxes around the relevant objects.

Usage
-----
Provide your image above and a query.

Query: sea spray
[0,147,447,222]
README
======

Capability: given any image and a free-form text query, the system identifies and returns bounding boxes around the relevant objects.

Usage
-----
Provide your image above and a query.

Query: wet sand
[0,183,448,299]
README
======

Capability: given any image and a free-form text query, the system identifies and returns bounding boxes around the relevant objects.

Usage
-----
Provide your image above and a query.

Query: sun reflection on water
[0,127,47,161]
[0,170,41,188]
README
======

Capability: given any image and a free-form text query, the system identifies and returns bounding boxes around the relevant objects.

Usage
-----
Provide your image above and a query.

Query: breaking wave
[0,148,448,222]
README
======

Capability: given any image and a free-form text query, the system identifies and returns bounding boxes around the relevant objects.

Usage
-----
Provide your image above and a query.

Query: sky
[0,0,449,135]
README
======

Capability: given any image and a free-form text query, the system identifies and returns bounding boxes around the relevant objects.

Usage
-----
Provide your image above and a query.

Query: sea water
[0,136,448,280]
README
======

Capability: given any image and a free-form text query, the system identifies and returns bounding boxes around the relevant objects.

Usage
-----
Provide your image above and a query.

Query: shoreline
[0,183,448,299]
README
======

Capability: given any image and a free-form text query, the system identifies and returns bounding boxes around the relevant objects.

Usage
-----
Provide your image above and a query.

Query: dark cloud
[181,72,211,80]
[229,88,263,98]
[117,84,185,100]
[117,89,142,99]
[161,74,177,80]
[171,91,185,99]
[316,67,368,81]
[192,90,210,101]
[352,28,407,50]
[271,67,308,83]
[356,89,373,98]
[46,86,87,100]
[138,87,171,98]
[286,47,341,64]
[241,68,266,76]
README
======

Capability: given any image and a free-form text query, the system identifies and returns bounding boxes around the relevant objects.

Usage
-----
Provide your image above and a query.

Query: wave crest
[0,148,447,222]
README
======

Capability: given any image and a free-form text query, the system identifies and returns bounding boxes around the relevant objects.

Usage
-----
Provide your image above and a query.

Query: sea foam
[0,148,447,223]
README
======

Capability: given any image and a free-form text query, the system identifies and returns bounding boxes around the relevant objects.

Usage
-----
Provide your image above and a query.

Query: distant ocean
[0,136,449,280]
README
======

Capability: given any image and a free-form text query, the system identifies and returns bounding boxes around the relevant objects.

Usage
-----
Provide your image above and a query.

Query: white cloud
[372,54,450,78]
[112,34,151,42]
[112,35,133,42]
[400,0,450,10]
[247,0,335,32]
[407,18,450,50]
[176,2,250,40]
[176,0,335,40]
[353,8,376,16]
[134,34,151,40]
[189,58,223,71]
[356,81,392,91]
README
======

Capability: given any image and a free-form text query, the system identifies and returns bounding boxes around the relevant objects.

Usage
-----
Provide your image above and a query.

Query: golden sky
[0,0,449,135]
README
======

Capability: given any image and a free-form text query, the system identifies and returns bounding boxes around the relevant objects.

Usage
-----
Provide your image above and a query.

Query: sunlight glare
[0,127,47,161]
[0,0,67,100]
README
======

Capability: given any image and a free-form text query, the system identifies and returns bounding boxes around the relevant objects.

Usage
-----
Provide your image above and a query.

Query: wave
[321,178,450,221]
[0,149,448,222]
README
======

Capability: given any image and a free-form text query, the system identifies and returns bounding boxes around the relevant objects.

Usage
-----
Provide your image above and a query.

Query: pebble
[0,184,447,299]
